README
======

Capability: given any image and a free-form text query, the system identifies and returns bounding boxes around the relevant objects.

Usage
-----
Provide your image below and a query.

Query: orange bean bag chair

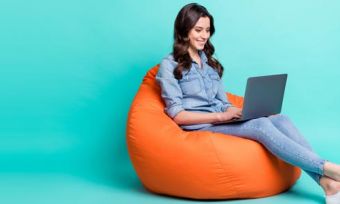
[127,65,301,200]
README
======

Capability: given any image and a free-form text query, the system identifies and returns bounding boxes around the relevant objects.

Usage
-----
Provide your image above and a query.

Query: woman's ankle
[320,176,340,196]
[323,162,340,181]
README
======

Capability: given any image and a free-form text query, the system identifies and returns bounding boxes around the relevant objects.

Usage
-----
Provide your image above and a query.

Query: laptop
[225,73,288,123]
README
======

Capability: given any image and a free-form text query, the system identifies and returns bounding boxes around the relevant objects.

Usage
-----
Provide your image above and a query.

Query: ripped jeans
[200,114,326,184]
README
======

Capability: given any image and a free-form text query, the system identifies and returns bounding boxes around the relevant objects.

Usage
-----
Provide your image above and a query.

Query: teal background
[1,0,340,203]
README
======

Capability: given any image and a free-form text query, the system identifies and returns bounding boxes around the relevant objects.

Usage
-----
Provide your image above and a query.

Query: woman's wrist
[215,112,223,123]
[224,105,234,112]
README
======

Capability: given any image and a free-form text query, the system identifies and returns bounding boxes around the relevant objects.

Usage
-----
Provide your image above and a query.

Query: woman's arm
[173,107,242,125]
[156,57,242,126]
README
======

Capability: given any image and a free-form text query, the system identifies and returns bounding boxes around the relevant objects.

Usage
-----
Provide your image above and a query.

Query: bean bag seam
[208,134,240,197]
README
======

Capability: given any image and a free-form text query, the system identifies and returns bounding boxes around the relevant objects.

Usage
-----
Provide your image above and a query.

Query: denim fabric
[156,51,233,130]
[200,114,325,184]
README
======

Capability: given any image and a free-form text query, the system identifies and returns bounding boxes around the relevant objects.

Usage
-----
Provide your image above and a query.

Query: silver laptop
[226,74,287,123]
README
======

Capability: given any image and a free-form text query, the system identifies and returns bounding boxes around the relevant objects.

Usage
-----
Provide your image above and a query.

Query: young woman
[156,3,340,204]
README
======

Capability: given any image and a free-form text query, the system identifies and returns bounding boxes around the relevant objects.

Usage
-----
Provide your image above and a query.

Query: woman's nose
[201,31,209,39]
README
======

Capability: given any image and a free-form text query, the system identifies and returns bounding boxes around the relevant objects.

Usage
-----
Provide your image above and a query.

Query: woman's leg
[268,114,313,150]
[264,114,340,186]
[201,117,326,178]
[267,114,321,184]
[201,117,340,201]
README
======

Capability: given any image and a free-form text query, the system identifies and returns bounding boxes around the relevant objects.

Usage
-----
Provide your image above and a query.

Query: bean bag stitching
[208,134,240,197]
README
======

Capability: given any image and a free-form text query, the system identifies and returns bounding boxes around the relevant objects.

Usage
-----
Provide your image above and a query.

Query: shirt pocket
[179,76,202,96]
[209,73,220,96]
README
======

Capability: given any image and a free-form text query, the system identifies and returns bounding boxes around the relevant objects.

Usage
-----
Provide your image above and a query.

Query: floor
[2,124,337,204]
[0,169,326,204]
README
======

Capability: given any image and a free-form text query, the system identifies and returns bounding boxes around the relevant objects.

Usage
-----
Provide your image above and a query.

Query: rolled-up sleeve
[215,79,233,112]
[156,58,184,118]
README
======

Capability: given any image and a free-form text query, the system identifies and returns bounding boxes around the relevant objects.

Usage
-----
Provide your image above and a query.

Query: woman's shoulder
[160,53,177,66]
[158,53,178,74]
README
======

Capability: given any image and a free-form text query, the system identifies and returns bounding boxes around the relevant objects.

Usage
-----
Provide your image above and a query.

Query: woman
[156,3,340,203]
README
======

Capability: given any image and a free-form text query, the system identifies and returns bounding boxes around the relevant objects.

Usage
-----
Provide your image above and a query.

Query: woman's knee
[247,117,272,130]
[243,117,273,140]
[269,114,291,123]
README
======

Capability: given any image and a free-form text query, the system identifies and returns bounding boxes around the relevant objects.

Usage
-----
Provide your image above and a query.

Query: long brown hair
[173,3,224,79]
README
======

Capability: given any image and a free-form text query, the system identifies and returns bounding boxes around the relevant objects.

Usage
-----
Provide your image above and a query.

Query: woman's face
[188,16,211,52]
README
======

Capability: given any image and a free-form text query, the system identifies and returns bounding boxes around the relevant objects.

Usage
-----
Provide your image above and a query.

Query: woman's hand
[173,107,242,125]
[215,107,242,123]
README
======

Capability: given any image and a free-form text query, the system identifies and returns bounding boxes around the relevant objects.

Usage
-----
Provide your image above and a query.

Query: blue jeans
[200,114,326,184]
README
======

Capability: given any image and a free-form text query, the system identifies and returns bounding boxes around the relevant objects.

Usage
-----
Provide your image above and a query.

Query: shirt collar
[191,50,208,64]
[198,50,208,63]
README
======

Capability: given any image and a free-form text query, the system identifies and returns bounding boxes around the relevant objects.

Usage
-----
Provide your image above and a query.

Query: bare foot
[320,176,340,196]
[324,162,340,182]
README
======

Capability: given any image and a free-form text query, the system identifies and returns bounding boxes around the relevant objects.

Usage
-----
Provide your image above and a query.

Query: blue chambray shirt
[156,51,233,130]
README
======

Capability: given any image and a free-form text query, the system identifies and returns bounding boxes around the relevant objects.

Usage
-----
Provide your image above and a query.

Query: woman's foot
[324,162,340,182]
[320,176,340,204]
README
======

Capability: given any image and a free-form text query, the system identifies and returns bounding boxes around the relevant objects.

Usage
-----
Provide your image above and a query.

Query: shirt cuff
[221,104,233,112]
[166,104,184,118]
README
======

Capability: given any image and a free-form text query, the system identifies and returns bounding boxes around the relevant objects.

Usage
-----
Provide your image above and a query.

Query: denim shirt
[156,51,233,130]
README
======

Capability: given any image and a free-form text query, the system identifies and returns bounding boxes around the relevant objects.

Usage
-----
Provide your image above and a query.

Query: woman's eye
[195,29,202,32]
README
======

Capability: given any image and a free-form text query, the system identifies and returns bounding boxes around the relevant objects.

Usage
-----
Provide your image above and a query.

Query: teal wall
[1,0,340,185]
